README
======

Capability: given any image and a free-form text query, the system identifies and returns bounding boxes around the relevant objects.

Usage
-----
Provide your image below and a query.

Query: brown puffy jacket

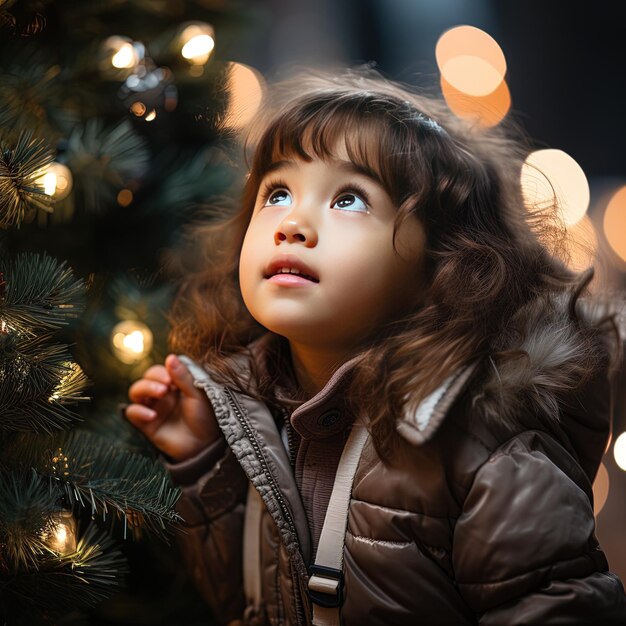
[167,301,626,625]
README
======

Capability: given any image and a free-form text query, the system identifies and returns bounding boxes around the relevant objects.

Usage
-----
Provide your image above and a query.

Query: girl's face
[239,144,425,354]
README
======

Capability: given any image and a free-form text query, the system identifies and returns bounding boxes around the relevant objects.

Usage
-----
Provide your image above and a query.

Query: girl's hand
[126,354,221,462]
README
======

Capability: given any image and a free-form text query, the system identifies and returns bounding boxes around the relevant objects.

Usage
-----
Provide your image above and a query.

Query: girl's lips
[266,274,318,287]
[264,255,319,282]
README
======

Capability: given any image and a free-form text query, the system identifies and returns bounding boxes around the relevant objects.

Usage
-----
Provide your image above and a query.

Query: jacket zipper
[222,386,308,626]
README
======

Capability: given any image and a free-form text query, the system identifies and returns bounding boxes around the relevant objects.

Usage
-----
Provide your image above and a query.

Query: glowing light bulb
[111,320,153,364]
[182,35,215,63]
[41,510,77,554]
[37,162,73,201]
[112,43,137,69]
[144,109,157,122]
[613,432,626,471]
[100,36,141,74]
[179,22,215,65]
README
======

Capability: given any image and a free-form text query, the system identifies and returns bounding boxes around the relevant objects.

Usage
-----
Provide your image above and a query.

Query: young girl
[126,68,626,625]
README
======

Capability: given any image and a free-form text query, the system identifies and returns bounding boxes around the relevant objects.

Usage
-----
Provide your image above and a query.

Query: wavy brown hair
[168,67,621,457]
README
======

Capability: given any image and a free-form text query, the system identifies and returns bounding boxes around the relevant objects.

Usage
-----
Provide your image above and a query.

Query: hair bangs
[248,93,429,206]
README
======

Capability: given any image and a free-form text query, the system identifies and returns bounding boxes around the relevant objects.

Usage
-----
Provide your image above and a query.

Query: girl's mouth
[264,256,320,283]
[269,268,319,282]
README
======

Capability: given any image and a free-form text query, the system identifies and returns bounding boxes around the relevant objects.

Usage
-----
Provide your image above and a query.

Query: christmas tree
[0,1,257,623]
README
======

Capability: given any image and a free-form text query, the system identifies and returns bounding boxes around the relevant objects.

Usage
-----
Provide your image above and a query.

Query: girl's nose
[274,214,318,247]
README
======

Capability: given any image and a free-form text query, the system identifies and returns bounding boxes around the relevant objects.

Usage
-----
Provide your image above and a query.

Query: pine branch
[2,523,127,612]
[0,468,59,570]
[0,130,54,227]
[66,119,149,213]
[0,252,85,334]
[0,339,89,433]
[6,430,182,539]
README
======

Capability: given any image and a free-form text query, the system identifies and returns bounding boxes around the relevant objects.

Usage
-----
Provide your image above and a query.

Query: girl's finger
[165,354,201,399]
[141,364,172,385]
[125,403,157,424]
[128,378,170,403]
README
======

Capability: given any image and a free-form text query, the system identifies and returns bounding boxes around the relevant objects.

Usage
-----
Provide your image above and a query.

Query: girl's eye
[331,193,369,213]
[264,188,292,207]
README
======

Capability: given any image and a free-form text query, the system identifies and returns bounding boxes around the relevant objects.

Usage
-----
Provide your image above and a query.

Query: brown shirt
[275,355,359,558]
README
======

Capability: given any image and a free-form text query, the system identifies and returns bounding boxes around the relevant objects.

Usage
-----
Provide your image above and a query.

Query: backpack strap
[242,418,369,626]
[243,483,264,616]
[308,418,370,626]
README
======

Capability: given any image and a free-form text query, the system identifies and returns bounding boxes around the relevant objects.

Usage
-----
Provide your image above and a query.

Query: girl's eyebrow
[265,158,384,187]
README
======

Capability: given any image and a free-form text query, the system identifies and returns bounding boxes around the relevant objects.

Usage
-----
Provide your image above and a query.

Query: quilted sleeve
[452,432,626,625]
[165,438,249,625]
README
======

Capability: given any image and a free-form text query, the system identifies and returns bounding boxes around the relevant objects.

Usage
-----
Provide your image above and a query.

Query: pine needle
[0,130,54,227]
[0,252,85,333]
[6,430,182,539]
[2,523,127,611]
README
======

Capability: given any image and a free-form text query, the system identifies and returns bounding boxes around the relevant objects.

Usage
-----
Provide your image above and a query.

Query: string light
[41,510,77,555]
[178,22,215,65]
[101,36,142,71]
[111,320,153,364]
[37,162,73,201]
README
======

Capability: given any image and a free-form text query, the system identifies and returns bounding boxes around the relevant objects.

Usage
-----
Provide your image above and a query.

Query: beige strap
[243,483,263,612]
[309,419,370,626]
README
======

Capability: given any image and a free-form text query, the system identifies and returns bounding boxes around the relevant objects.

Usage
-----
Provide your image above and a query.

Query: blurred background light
[436,25,506,96]
[593,462,610,516]
[223,62,265,130]
[603,185,626,263]
[521,149,590,226]
[435,24,510,127]
[179,22,215,65]
[37,162,73,201]
[564,215,598,272]
[440,74,510,127]
[614,432,626,472]
[111,320,153,364]
[101,36,142,71]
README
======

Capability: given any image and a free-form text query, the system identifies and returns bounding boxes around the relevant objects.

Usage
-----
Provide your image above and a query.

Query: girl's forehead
[264,124,384,178]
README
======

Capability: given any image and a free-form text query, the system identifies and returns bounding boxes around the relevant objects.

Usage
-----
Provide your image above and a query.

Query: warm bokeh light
[111,320,153,364]
[603,185,626,262]
[117,189,133,206]
[144,109,157,122]
[593,462,609,516]
[436,25,506,97]
[179,22,215,65]
[223,62,265,130]
[440,55,505,97]
[521,149,589,226]
[37,162,73,201]
[564,215,598,272]
[112,43,136,69]
[100,36,141,74]
[614,432,626,471]
[436,25,507,85]
[130,101,147,117]
[440,75,510,128]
